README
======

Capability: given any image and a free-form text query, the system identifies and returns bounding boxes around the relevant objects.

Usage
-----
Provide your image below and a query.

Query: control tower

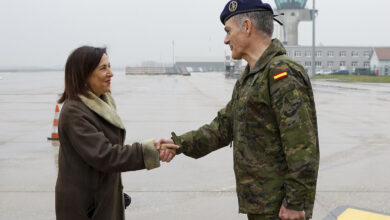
[274,0,314,45]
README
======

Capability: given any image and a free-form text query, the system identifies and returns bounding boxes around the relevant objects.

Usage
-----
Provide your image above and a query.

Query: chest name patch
[273,71,288,81]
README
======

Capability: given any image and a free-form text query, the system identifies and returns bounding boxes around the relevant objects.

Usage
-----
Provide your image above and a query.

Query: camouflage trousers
[247,214,281,220]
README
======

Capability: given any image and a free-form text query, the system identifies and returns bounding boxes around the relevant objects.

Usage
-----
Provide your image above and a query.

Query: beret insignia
[229,1,238,12]
[220,0,283,25]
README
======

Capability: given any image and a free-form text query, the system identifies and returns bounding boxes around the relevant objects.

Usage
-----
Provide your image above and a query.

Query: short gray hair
[233,11,274,37]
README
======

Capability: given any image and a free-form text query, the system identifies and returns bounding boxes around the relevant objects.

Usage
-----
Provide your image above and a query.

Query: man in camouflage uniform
[157,0,319,219]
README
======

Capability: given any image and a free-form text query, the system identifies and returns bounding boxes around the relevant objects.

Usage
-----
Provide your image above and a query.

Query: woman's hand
[154,138,179,162]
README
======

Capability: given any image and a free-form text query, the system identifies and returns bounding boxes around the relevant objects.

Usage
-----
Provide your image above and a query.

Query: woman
[55,46,177,220]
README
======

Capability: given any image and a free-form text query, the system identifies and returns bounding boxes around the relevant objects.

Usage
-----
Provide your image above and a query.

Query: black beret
[220,0,274,25]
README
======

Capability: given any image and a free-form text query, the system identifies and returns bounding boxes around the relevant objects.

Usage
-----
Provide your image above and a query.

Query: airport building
[274,0,313,46]
[126,0,387,76]
[173,47,375,75]
[370,48,390,76]
[273,0,377,75]
[174,56,225,72]
[284,46,372,75]
[125,57,225,75]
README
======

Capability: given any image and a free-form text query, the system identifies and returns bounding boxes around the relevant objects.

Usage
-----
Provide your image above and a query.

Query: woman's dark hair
[58,46,107,103]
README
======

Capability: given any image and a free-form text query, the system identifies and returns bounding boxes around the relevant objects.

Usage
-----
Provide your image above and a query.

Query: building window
[364,62,370,68]
[327,51,334,57]
[286,51,290,57]
[305,51,311,57]
[340,61,346,67]
[316,51,322,57]
[294,51,302,57]
[305,61,311,67]
[327,61,334,67]
[364,51,370,57]
[351,61,358,67]
[340,51,346,57]
[315,61,322,67]
[351,51,359,57]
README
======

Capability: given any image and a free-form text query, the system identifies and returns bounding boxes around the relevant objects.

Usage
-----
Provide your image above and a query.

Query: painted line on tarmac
[317,190,390,193]
[212,184,236,192]
[338,208,390,220]
[324,206,390,220]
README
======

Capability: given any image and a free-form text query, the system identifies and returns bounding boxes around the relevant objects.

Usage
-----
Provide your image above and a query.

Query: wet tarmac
[0,71,389,219]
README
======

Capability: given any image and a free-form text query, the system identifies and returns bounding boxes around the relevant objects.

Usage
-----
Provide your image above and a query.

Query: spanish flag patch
[273,71,288,81]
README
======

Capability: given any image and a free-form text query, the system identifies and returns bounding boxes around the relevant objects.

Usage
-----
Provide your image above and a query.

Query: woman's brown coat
[55,93,159,220]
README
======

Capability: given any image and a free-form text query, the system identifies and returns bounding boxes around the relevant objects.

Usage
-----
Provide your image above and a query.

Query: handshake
[154,138,180,163]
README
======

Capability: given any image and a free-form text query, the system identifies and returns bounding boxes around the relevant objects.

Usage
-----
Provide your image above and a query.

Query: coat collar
[79,91,125,130]
[239,38,286,83]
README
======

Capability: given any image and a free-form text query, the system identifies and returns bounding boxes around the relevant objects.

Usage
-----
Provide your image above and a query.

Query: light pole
[172,40,175,67]
[311,0,316,77]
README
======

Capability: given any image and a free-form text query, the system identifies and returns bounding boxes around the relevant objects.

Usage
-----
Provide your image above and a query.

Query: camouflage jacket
[171,39,319,217]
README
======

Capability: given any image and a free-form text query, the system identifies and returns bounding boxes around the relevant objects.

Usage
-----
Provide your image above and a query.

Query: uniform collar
[239,39,286,83]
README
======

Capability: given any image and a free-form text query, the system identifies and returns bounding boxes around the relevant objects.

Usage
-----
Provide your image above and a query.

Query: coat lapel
[79,91,125,130]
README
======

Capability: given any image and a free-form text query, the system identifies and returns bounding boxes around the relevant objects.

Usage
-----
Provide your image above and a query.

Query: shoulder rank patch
[273,71,288,81]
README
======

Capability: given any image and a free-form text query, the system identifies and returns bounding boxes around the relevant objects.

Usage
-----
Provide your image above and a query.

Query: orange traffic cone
[48,104,60,141]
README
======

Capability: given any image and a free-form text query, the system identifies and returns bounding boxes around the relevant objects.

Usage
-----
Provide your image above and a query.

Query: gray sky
[1,0,389,68]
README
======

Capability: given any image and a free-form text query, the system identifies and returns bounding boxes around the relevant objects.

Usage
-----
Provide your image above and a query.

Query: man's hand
[160,143,179,162]
[154,138,178,162]
[154,138,174,149]
[279,204,305,220]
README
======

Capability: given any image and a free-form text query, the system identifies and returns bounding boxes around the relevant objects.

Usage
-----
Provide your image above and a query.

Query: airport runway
[0,71,389,219]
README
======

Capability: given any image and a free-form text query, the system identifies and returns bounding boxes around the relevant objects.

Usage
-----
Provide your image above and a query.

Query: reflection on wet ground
[0,71,389,219]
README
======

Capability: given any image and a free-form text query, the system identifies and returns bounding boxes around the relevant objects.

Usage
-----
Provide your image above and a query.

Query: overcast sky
[1,0,389,68]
